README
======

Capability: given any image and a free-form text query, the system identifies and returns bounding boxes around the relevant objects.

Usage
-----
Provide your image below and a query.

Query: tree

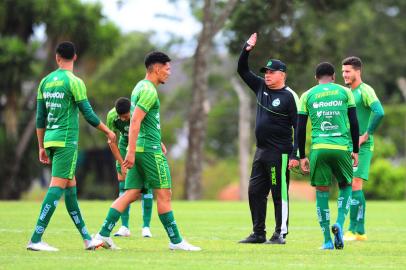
[185,0,238,200]
[231,77,251,200]
[0,0,120,199]
[227,0,406,101]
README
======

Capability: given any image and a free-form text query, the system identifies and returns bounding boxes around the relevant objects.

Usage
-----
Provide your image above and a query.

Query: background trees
[0,0,404,200]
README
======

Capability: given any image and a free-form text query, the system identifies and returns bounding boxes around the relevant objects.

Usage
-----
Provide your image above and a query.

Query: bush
[365,158,406,200]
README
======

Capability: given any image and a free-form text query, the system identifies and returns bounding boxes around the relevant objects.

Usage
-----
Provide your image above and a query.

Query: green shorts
[309,149,352,187]
[353,143,373,181]
[116,145,127,175]
[46,147,78,180]
[125,152,171,190]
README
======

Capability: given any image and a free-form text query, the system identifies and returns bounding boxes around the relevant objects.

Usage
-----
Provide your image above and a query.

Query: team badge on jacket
[272,98,280,107]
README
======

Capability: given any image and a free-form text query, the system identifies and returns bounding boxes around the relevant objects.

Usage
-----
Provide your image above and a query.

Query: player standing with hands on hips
[341,57,384,241]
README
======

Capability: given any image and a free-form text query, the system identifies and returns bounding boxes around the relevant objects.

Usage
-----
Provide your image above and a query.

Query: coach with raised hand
[237,33,299,245]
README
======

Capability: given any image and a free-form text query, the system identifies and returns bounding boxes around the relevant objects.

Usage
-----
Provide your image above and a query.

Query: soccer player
[297,62,359,250]
[27,41,116,251]
[341,57,384,241]
[94,51,201,251]
[237,33,299,245]
[106,97,153,238]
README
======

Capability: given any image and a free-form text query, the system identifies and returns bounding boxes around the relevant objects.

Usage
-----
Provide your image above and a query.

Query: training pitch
[0,200,405,270]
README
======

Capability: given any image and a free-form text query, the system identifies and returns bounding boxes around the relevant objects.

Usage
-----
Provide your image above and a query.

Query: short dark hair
[144,51,171,69]
[56,41,76,60]
[315,62,335,79]
[342,56,362,70]
[115,97,131,115]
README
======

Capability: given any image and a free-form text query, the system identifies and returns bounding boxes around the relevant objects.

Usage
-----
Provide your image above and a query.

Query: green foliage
[0,36,34,91]
[0,0,121,199]
[206,98,239,157]
[377,105,406,156]
[366,158,406,199]
[202,157,239,199]
[89,32,154,106]
[227,0,406,101]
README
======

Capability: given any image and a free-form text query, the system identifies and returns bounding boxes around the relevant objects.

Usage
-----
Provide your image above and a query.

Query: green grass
[0,200,405,270]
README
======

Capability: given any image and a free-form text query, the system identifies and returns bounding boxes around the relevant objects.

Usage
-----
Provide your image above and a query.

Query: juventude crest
[272,98,280,107]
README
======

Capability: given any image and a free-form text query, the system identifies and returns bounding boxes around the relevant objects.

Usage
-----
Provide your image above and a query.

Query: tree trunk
[184,0,238,200]
[185,1,212,200]
[5,112,36,198]
[231,77,251,200]
[4,91,18,139]
[396,77,406,200]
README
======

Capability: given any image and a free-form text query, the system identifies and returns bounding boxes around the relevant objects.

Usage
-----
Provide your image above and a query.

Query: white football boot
[141,227,152,238]
[169,240,201,251]
[114,226,131,237]
[27,241,59,251]
[94,233,121,250]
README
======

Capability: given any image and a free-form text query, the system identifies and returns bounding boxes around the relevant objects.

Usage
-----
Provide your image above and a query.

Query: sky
[88,0,201,55]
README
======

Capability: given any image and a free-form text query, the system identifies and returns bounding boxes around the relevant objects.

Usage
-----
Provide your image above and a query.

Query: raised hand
[246,33,257,51]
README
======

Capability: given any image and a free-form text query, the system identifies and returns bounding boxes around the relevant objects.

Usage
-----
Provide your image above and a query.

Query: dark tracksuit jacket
[237,43,299,237]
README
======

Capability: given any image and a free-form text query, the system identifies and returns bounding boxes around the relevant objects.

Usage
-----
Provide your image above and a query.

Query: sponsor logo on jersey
[47,113,58,123]
[272,98,280,107]
[320,121,339,131]
[43,91,65,99]
[45,102,62,108]
[312,100,342,109]
[45,81,64,88]
[316,90,338,99]
[316,111,340,118]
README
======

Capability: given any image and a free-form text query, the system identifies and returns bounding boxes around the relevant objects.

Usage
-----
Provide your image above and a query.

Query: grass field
[0,200,405,270]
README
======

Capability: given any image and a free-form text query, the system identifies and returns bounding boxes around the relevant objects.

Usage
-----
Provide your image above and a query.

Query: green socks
[142,191,153,228]
[117,183,154,230]
[31,186,64,243]
[316,190,331,244]
[99,208,122,237]
[353,190,366,234]
[65,187,91,241]
[118,182,130,228]
[336,186,352,229]
[159,211,182,244]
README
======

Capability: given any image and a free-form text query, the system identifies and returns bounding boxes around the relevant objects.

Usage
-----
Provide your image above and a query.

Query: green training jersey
[37,68,89,148]
[106,108,129,149]
[352,82,379,145]
[130,79,161,153]
[298,82,355,151]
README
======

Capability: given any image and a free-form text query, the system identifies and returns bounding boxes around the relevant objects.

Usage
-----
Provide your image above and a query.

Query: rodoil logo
[313,100,342,109]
